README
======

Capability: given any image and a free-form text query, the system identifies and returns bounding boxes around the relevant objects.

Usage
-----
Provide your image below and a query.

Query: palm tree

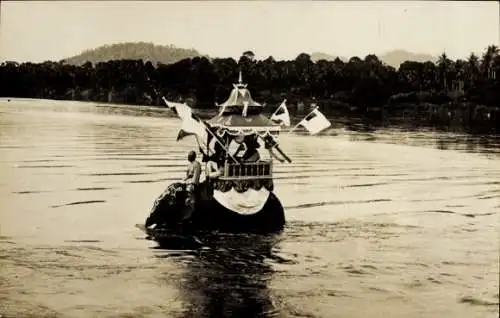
[481,45,499,80]
[437,52,453,91]
[421,61,437,91]
[493,54,500,80]
[466,53,480,88]
[453,59,467,93]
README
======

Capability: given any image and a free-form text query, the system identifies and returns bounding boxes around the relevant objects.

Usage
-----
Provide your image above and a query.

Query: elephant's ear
[162,182,183,197]
[146,183,186,225]
[150,183,183,213]
[172,182,186,192]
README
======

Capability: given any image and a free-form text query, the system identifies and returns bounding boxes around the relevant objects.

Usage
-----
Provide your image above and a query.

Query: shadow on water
[153,233,283,318]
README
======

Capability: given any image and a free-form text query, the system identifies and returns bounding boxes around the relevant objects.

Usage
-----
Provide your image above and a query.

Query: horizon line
[3,41,498,65]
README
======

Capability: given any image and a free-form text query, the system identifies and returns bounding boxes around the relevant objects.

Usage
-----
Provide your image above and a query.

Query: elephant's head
[145,182,188,227]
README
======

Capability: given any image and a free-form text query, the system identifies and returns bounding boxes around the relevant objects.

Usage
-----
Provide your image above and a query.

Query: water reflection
[336,122,500,157]
[156,234,282,318]
[433,133,500,155]
[344,121,379,133]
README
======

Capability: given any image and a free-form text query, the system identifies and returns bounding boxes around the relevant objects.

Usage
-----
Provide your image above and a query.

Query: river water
[0,98,498,318]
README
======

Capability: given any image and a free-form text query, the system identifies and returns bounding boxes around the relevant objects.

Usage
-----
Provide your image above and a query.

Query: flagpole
[270,99,286,118]
[146,75,239,163]
[162,93,291,164]
[202,123,239,163]
[269,139,292,163]
[160,95,239,163]
[257,135,292,163]
[274,145,292,163]
[265,100,293,161]
[289,121,302,133]
[205,130,209,181]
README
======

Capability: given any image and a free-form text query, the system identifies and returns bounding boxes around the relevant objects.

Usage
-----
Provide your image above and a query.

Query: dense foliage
[1,45,499,133]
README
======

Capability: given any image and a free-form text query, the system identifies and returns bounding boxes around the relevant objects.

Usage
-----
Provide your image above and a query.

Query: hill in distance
[62,42,206,66]
[379,49,437,67]
[311,50,436,68]
[63,42,437,68]
[310,52,347,63]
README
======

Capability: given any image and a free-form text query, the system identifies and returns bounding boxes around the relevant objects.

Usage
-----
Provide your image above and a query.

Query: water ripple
[1,99,498,318]
[15,164,74,168]
[80,172,159,176]
[50,200,107,208]
[75,187,113,191]
[14,190,51,194]
[286,198,392,210]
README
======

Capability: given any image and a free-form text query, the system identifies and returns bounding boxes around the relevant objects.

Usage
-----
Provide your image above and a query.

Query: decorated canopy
[217,71,264,115]
[209,71,281,137]
[218,84,262,109]
[207,113,280,136]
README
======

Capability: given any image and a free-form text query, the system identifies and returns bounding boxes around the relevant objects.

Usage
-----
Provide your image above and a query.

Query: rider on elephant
[182,150,201,221]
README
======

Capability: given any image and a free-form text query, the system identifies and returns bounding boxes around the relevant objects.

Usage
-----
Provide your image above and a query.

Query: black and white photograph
[0,1,499,317]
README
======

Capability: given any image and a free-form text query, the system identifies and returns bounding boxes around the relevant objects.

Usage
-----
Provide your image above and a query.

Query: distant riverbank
[2,96,498,135]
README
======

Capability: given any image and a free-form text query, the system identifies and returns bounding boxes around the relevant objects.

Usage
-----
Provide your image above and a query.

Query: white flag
[163,98,191,119]
[270,99,291,127]
[162,98,208,142]
[296,108,331,135]
[161,97,240,162]
[176,113,208,142]
[198,129,220,157]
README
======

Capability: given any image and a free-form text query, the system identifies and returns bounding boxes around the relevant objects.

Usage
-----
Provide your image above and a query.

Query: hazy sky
[0,1,498,63]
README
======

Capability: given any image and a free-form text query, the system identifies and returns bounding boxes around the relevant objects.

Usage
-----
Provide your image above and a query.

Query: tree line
[1,45,499,133]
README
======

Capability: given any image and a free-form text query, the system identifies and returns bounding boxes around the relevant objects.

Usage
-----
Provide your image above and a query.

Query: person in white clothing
[206,160,221,180]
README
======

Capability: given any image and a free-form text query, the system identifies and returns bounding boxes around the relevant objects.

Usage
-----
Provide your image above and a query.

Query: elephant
[143,180,286,239]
